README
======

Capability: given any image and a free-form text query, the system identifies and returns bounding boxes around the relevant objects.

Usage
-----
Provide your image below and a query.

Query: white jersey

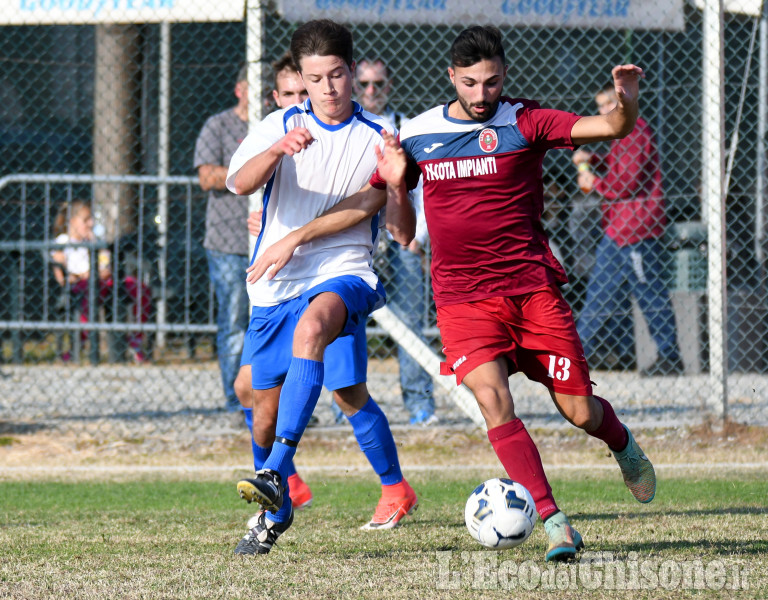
[226,100,392,307]
[52,233,109,276]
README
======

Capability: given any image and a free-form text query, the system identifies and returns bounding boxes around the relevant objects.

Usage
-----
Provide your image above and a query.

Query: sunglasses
[358,80,387,90]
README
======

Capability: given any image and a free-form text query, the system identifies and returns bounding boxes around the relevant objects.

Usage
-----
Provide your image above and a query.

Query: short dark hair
[356,58,389,79]
[450,25,505,68]
[290,19,353,72]
[272,51,299,87]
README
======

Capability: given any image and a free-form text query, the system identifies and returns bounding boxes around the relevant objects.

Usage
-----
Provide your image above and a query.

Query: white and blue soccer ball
[464,478,537,550]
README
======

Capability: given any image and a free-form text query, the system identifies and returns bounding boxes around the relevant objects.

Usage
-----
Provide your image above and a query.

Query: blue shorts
[241,275,385,390]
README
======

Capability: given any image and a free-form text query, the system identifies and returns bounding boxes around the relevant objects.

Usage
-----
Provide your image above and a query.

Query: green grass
[1,471,766,599]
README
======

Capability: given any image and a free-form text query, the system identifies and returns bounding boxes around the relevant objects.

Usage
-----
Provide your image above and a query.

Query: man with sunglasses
[353,59,437,427]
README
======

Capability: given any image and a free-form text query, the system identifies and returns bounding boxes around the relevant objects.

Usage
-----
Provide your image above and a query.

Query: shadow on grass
[617,538,768,555]
[574,506,767,521]
[570,507,768,556]
[27,407,234,423]
[0,420,47,435]
[421,507,768,556]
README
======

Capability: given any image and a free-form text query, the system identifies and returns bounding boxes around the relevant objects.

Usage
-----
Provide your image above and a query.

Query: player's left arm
[245,184,386,283]
[571,65,644,145]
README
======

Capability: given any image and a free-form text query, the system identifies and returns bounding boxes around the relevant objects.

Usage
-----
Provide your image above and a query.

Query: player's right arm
[376,131,415,245]
[225,113,313,196]
[230,128,314,195]
[228,127,315,196]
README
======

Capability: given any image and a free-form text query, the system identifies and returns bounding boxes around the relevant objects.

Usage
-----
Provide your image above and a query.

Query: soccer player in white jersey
[225,19,418,555]
[369,25,657,562]
[235,51,410,535]
[234,52,314,523]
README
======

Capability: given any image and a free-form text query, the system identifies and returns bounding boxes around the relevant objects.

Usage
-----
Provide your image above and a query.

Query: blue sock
[263,441,296,525]
[267,493,293,524]
[348,397,403,486]
[264,357,323,478]
[244,407,253,431]
[244,407,298,476]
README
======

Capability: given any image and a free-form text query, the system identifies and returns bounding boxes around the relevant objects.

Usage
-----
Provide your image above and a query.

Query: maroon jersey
[371,97,582,307]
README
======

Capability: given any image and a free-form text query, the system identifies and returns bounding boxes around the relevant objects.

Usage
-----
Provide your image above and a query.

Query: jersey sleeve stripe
[249,173,276,266]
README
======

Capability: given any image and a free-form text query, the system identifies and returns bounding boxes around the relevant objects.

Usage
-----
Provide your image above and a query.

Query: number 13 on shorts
[547,355,571,381]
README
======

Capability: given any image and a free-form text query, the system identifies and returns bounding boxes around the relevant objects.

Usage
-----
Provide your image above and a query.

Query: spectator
[193,64,253,412]
[51,200,151,363]
[353,58,436,425]
[270,53,309,109]
[573,82,683,377]
[557,176,637,370]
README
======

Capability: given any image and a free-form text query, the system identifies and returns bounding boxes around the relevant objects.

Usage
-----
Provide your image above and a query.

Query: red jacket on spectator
[591,116,666,246]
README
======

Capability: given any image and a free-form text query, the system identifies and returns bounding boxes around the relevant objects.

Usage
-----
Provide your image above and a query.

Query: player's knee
[233,372,252,407]
[473,383,505,406]
[293,318,332,355]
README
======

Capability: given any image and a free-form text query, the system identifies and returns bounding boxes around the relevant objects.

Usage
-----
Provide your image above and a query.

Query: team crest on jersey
[478,128,498,153]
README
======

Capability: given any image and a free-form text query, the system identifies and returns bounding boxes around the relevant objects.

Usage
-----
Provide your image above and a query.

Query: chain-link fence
[1,1,767,438]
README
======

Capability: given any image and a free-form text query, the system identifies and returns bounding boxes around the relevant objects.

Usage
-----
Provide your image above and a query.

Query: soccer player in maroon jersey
[370,25,656,562]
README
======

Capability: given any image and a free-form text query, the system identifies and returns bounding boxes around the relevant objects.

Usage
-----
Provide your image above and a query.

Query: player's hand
[406,239,423,255]
[578,170,595,193]
[612,64,644,106]
[375,129,406,187]
[572,149,592,166]
[247,209,263,237]
[275,127,315,157]
[245,234,299,283]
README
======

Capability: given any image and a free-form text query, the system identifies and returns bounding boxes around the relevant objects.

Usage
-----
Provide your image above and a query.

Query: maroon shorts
[437,286,593,395]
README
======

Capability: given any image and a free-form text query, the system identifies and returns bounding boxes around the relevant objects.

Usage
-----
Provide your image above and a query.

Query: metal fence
[1,1,768,437]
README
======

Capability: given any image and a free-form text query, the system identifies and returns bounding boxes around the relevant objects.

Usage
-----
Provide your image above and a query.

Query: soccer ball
[464,478,537,550]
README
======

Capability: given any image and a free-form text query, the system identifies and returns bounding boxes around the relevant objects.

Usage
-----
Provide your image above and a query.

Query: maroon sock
[487,419,558,520]
[587,396,629,451]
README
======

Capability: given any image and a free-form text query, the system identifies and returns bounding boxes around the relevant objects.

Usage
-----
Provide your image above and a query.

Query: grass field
[1,466,766,600]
